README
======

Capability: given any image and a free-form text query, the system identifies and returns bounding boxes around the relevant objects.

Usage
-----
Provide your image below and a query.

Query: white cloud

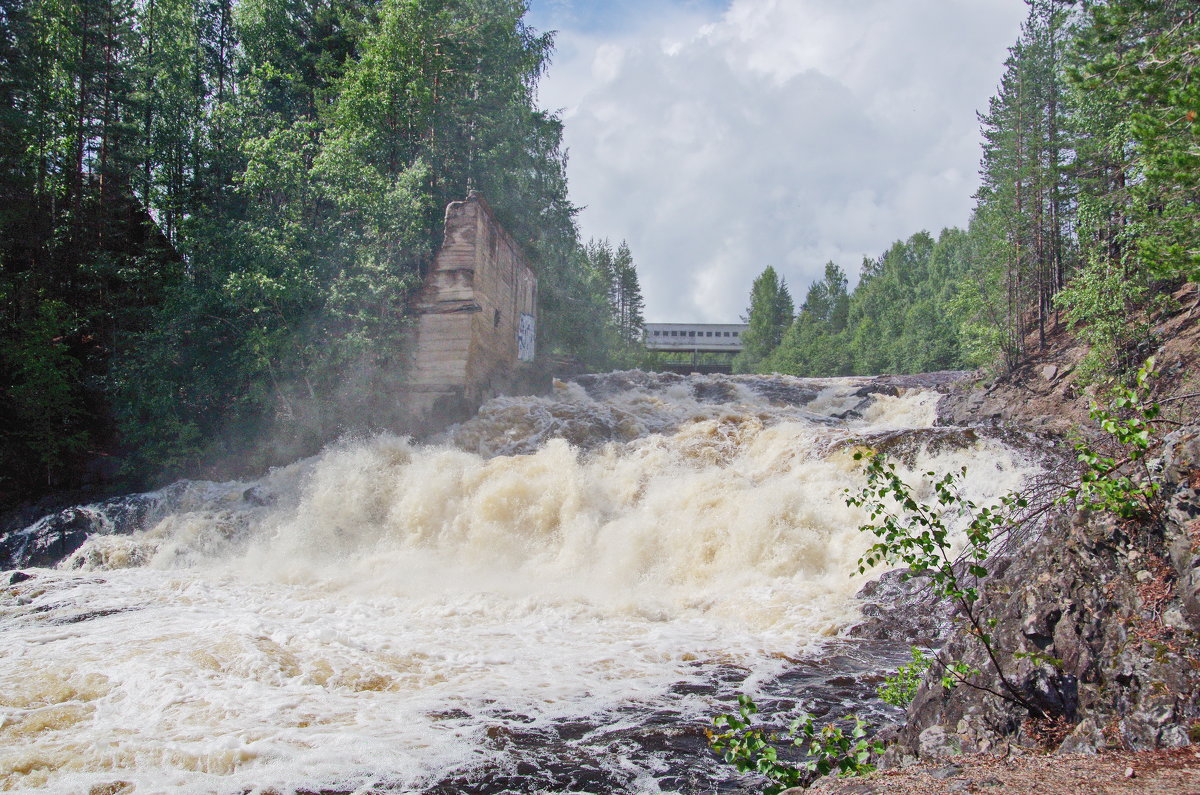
[535,0,1027,322]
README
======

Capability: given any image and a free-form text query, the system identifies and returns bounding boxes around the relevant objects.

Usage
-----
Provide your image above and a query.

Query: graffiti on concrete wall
[517,312,536,362]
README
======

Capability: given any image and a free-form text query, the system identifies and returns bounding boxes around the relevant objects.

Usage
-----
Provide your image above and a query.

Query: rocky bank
[838,288,1200,786]
[879,424,1200,762]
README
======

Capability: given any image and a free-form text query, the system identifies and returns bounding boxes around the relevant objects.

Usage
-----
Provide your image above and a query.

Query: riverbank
[817,281,1200,792]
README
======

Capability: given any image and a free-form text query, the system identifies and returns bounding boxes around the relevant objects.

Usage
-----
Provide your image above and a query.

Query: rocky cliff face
[883,425,1200,763]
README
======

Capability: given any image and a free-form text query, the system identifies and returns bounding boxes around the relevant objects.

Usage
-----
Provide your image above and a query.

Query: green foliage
[846,450,1026,604]
[845,450,1041,713]
[848,367,1167,717]
[1066,358,1162,519]
[708,694,881,794]
[970,2,1074,363]
[575,238,645,365]
[752,229,973,377]
[745,0,1196,380]
[736,266,793,373]
[0,298,92,485]
[937,659,983,691]
[1054,257,1157,383]
[0,0,639,497]
[877,647,932,708]
[1072,0,1200,282]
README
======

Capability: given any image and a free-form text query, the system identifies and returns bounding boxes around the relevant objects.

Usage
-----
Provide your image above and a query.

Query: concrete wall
[403,192,538,425]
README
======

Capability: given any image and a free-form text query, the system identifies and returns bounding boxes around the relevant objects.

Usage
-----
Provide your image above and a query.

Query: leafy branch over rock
[708,694,881,794]
[709,360,1178,789]
[1066,358,1164,519]
[844,449,1045,716]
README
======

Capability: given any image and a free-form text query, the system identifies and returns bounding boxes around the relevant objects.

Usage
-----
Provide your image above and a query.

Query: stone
[1058,718,1103,755]
[1160,724,1191,747]
[883,434,1200,766]
[918,726,962,759]
[1161,428,1200,484]
[1041,364,1059,381]
[88,783,133,795]
[1,488,174,569]
[242,486,274,507]
[1162,607,1189,630]
[8,571,32,584]
[929,764,963,780]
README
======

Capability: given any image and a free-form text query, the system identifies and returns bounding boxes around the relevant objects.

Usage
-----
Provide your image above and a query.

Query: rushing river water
[0,372,1047,794]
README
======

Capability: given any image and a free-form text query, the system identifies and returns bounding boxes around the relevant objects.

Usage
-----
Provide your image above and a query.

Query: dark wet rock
[572,370,685,399]
[415,644,911,795]
[745,378,821,406]
[0,487,179,569]
[570,369,971,411]
[850,569,955,647]
[242,486,275,507]
[2,505,104,569]
[692,379,740,403]
[8,570,32,584]
[450,370,978,459]
[884,424,1200,765]
[445,396,647,456]
[0,477,275,570]
[49,606,140,625]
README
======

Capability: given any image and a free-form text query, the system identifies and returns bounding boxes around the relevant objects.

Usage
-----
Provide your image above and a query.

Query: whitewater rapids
[0,373,1043,793]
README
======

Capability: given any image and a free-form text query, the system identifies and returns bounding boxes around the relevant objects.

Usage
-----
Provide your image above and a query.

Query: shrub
[708,694,881,794]
[877,647,932,708]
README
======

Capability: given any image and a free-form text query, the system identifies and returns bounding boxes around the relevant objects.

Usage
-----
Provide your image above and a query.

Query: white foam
[0,377,1040,793]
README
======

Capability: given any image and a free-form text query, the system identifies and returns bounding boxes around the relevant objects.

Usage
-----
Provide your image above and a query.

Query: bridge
[644,322,748,374]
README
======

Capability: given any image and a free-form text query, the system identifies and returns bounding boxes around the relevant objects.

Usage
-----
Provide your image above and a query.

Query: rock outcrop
[885,425,1200,763]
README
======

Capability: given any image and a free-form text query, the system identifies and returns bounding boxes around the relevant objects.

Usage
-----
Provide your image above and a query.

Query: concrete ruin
[402,191,541,426]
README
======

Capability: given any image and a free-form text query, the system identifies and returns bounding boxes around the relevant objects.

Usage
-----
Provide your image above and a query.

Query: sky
[523,0,1029,323]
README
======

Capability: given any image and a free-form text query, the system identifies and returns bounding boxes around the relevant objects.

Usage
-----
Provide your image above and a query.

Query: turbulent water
[0,372,1048,794]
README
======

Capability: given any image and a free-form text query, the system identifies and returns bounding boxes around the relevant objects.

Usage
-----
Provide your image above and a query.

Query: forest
[0,0,645,504]
[3,0,1196,507]
[737,0,1198,383]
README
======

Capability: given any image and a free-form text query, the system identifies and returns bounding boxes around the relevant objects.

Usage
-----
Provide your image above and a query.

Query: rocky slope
[838,284,1200,784]
[882,425,1200,763]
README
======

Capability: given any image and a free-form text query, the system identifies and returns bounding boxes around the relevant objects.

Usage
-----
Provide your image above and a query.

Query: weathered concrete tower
[402,191,539,425]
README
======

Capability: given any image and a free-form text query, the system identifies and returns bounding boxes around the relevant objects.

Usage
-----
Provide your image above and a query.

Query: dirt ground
[804,746,1200,795]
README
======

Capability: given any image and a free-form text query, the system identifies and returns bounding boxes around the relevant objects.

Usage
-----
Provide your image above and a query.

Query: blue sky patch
[526,0,727,35]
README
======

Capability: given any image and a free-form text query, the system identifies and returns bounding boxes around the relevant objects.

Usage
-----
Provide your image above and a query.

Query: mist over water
[1,373,1043,794]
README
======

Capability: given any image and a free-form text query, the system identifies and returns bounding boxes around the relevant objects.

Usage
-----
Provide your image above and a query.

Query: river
[0,372,1047,794]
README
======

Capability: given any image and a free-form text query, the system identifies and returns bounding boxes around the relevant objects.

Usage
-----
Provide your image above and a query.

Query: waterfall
[0,372,1050,794]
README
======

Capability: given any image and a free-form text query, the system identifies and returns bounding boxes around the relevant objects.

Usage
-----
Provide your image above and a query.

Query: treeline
[551,237,647,369]
[0,0,641,502]
[740,0,1198,380]
[736,232,972,376]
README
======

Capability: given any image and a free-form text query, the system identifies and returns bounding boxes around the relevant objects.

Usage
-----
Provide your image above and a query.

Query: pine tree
[736,266,793,372]
[972,2,1074,367]
[1074,0,1200,281]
